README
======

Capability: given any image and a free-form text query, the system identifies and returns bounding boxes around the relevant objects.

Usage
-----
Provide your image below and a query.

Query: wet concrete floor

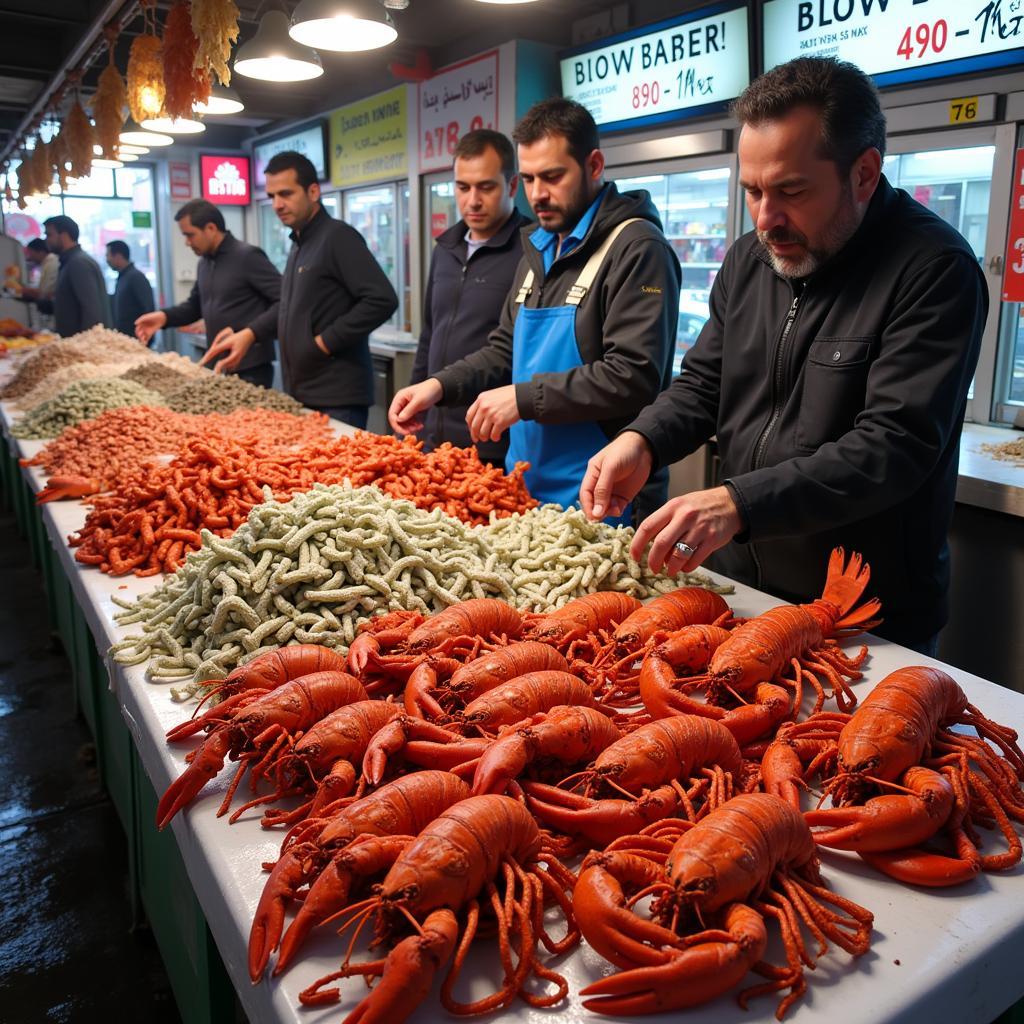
[0,505,181,1024]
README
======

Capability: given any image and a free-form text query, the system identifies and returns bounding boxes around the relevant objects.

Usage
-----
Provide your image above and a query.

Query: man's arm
[513,231,680,424]
[161,279,203,328]
[410,258,436,386]
[319,225,398,353]
[726,252,986,539]
[243,247,282,345]
[132,270,155,317]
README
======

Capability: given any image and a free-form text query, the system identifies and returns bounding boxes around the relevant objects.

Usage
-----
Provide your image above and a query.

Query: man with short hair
[409,129,530,465]
[582,57,987,653]
[106,240,155,340]
[389,99,680,522]
[135,199,280,388]
[40,215,111,336]
[20,237,59,330]
[203,151,398,428]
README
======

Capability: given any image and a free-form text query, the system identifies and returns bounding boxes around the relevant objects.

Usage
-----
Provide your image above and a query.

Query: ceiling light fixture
[118,153,139,161]
[119,123,174,147]
[472,0,542,4]
[141,115,206,134]
[118,144,150,155]
[290,0,398,52]
[234,10,324,81]
[193,84,245,116]
[92,158,124,169]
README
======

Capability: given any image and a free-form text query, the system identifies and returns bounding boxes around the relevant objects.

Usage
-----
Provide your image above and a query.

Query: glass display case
[613,166,732,375]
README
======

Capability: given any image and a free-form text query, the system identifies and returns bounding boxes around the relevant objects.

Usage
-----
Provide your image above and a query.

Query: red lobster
[156,670,367,829]
[575,793,873,1018]
[765,666,1024,886]
[521,591,641,657]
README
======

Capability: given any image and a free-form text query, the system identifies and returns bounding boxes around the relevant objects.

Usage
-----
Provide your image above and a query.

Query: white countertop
[4,387,1024,1024]
[957,423,1024,518]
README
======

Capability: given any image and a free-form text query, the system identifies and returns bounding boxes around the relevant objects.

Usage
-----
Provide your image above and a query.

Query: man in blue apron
[389,98,681,525]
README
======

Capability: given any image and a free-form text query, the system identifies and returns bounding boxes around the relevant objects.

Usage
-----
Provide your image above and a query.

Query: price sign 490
[896,19,948,61]
[423,116,490,161]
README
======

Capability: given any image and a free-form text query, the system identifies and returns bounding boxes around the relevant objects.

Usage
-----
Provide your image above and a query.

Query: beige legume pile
[11,377,166,438]
[165,374,305,415]
[980,438,1024,467]
[120,362,194,397]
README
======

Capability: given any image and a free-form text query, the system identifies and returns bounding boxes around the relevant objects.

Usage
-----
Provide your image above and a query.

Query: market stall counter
[3,400,1024,1024]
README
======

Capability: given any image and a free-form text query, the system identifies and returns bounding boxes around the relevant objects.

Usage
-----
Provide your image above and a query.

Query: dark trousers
[234,362,275,390]
[312,405,369,430]
[900,634,940,658]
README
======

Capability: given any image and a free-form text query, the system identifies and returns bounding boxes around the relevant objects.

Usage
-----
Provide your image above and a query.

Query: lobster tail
[820,547,884,632]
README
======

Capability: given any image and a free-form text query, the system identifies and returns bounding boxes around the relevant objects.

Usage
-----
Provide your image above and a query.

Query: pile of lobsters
[156,548,1024,1022]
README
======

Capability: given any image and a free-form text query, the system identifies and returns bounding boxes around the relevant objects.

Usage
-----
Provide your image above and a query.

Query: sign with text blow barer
[559,1,750,134]
[419,51,499,173]
[201,155,251,206]
[330,86,407,188]
[762,0,1024,88]
[1003,149,1024,304]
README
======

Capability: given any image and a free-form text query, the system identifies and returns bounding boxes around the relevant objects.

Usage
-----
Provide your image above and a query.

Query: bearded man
[581,56,987,655]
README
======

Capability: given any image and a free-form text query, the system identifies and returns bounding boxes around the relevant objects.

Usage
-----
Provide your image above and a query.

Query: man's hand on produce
[201,327,255,374]
[466,385,520,443]
[389,378,443,434]
[134,310,167,344]
[580,431,653,521]
[631,485,743,574]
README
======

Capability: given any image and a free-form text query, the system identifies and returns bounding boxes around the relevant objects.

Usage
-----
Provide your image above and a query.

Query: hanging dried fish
[50,129,70,193]
[127,33,165,124]
[65,100,95,180]
[191,0,240,87]
[29,139,52,196]
[163,1,210,120]
[93,52,127,159]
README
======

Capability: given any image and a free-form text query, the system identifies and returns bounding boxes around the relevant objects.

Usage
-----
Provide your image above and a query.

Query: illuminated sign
[330,86,408,187]
[762,0,1024,87]
[253,120,327,187]
[201,155,251,206]
[559,1,751,133]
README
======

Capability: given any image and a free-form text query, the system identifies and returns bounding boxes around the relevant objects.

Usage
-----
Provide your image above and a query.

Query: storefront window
[258,201,291,272]
[614,166,731,375]
[344,182,407,332]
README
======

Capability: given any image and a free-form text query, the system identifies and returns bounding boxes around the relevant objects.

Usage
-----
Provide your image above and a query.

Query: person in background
[135,199,280,389]
[409,129,529,467]
[105,240,154,340]
[203,151,398,428]
[39,216,111,336]
[20,238,59,331]
[581,57,987,655]
[389,99,680,522]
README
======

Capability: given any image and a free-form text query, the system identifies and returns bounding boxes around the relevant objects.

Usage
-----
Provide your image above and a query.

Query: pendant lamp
[193,84,245,116]
[289,0,398,52]
[234,10,324,81]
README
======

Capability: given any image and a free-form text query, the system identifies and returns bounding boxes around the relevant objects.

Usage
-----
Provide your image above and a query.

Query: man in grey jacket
[136,200,280,388]
[582,58,986,653]
[410,129,529,465]
[203,151,398,426]
[40,216,111,337]
[106,240,155,339]
[390,99,680,521]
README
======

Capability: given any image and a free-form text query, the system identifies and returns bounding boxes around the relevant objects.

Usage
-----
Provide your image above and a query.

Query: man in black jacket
[204,151,398,427]
[410,129,529,465]
[390,99,680,521]
[41,215,112,336]
[136,200,280,388]
[106,240,154,339]
[582,57,987,653]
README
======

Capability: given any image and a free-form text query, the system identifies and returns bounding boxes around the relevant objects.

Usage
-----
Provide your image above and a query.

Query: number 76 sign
[1004,149,1024,303]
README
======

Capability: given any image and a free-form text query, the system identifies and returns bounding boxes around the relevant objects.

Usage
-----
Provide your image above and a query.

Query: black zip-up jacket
[162,233,280,371]
[432,184,680,514]
[111,263,155,339]
[46,245,111,336]
[627,177,987,646]
[278,206,399,409]
[411,209,529,463]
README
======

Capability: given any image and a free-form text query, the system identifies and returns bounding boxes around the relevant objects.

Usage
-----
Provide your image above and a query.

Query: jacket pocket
[794,337,875,452]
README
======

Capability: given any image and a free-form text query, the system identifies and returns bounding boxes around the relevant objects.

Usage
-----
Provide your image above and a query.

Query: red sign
[1003,149,1024,303]
[169,161,192,201]
[3,212,41,244]
[431,212,449,238]
[201,155,251,206]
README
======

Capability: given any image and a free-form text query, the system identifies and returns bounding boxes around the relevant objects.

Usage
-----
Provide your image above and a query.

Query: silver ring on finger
[673,541,696,559]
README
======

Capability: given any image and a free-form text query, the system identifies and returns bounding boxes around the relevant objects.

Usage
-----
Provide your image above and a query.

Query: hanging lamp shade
[193,83,245,115]
[140,115,206,134]
[289,0,397,52]
[119,122,174,146]
[234,10,324,82]
[118,143,150,155]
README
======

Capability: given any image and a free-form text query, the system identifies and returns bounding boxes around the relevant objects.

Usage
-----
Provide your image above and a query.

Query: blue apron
[506,300,632,527]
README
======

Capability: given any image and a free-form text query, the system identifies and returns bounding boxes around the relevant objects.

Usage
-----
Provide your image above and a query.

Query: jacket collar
[290,204,329,245]
[436,207,527,251]
[210,232,236,259]
[117,262,136,277]
[58,244,82,266]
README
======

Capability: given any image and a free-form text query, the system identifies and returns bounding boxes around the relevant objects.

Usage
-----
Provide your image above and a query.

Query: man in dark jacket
[204,151,398,427]
[390,99,680,522]
[137,200,280,388]
[410,129,529,465]
[582,58,986,653]
[41,215,112,336]
[106,240,154,339]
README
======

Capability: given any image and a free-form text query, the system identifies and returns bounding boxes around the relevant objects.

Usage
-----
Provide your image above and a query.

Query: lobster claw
[155,730,232,830]
[362,716,485,786]
[249,844,314,982]
[36,473,101,503]
[580,902,768,1015]
[805,766,954,852]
